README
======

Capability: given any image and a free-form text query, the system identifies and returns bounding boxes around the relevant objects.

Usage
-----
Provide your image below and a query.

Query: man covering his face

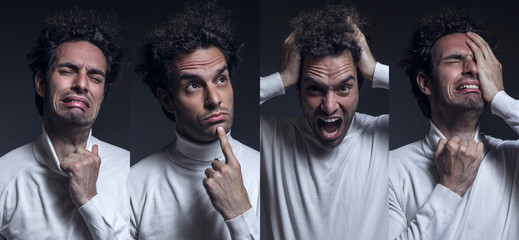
[390,8,519,240]
[260,4,389,239]
[0,8,129,239]
[130,2,259,239]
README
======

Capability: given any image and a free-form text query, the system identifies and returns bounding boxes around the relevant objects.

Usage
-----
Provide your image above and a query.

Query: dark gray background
[260,0,390,121]
[0,1,131,157]
[387,1,519,149]
[260,0,519,150]
[1,1,518,161]
[0,1,260,166]
[128,0,259,165]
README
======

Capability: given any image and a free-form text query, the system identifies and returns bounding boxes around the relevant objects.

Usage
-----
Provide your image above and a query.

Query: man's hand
[466,32,504,103]
[203,126,252,220]
[60,144,101,207]
[279,31,301,89]
[350,18,377,81]
[434,136,484,196]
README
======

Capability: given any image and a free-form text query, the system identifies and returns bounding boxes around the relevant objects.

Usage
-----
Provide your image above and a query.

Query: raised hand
[350,18,377,81]
[60,144,101,207]
[279,31,301,89]
[203,126,252,220]
[434,136,484,196]
[466,31,504,103]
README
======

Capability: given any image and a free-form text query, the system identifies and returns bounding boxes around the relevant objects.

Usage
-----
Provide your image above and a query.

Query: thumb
[434,139,447,160]
[216,126,237,165]
[92,144,99,156]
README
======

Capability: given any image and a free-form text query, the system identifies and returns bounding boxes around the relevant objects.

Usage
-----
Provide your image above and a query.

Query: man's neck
[431,109,480,141]
[43,119,91,162]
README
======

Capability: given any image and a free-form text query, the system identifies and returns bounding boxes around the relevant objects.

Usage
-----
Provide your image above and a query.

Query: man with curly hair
[390,8,519,240]
[260,4,389,239]
[0,8,129,240]
[130,2,259,239]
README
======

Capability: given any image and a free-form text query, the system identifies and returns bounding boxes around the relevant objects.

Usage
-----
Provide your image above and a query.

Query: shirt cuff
[491,91,513,119]
[225,208,259,240]
[427,184,462,216]
[260,72,285,105]
[78,194,104,224]
[372,62,389,90]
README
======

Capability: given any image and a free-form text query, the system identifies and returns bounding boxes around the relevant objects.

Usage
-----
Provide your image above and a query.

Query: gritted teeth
[457,84,479,91]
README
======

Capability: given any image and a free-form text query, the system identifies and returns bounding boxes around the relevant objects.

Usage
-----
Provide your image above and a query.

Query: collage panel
[0,1,130,239]
[260,0,390,239]
[389,1,519,239]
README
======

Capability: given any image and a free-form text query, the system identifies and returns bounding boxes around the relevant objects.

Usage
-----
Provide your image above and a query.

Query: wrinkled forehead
[171,46,228,81]
[301,50,357,84]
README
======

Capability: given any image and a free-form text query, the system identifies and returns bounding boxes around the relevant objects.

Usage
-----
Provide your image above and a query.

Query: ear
[35,72,45,97]
[156,87,175,114]
[417,72,432,96]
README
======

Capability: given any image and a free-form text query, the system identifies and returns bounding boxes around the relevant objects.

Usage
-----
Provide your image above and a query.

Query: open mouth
[317,117,342,139]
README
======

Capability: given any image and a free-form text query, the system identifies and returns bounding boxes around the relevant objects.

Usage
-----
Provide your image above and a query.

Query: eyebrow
[442,53,467,61]
[178,65,228,81]
[55,62,106,77]
[303,75,355,88]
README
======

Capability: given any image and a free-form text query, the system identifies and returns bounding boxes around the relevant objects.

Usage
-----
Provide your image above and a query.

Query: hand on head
[466,32,504,103]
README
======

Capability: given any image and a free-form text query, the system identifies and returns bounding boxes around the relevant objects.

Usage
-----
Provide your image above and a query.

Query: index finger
[216,126,237,165]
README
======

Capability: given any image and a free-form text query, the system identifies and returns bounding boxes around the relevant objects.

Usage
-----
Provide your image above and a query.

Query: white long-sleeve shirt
[0,127,130,240]
[130,132,260,240]
[260,63,389,239]
[389,91,519,240]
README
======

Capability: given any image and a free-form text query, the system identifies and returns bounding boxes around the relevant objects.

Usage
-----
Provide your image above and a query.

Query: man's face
[298,50,359,148]
[170,47,234,143]
[429,33,484,116]
[38,41,107,128]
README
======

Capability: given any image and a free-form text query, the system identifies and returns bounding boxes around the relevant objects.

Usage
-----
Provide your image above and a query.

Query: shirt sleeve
[372,62,389,90]
[78,195,130,240]
[490,91,519,134]
[260,72,285,105]
[225,208,260,240]
[389,184,462,240]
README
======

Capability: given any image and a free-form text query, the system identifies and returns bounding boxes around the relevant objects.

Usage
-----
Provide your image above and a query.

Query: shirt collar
[172,130,235,162]
[423,120,483,158]
[33,125,94,176]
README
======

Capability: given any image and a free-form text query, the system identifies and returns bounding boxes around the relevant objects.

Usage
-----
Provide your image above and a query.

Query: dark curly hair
[136,2,242,122]
[400,7,496,118]
[27,8,124,116]
[290,4,370,88]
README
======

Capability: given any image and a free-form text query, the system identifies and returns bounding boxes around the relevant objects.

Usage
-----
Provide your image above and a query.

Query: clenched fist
[434,136,484,196]
[60,144,101,207]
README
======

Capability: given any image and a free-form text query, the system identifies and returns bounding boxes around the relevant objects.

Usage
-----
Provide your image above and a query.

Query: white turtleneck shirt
[260,62,389,240]
[0,127,130,240]
[389,91,519,240]
[129,132,260,240]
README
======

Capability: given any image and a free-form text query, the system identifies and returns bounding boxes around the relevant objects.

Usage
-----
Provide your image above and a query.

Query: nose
[72,71,88,93]
[204,85,221,109]
[463,57,478,77]
[321,91,338,114]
